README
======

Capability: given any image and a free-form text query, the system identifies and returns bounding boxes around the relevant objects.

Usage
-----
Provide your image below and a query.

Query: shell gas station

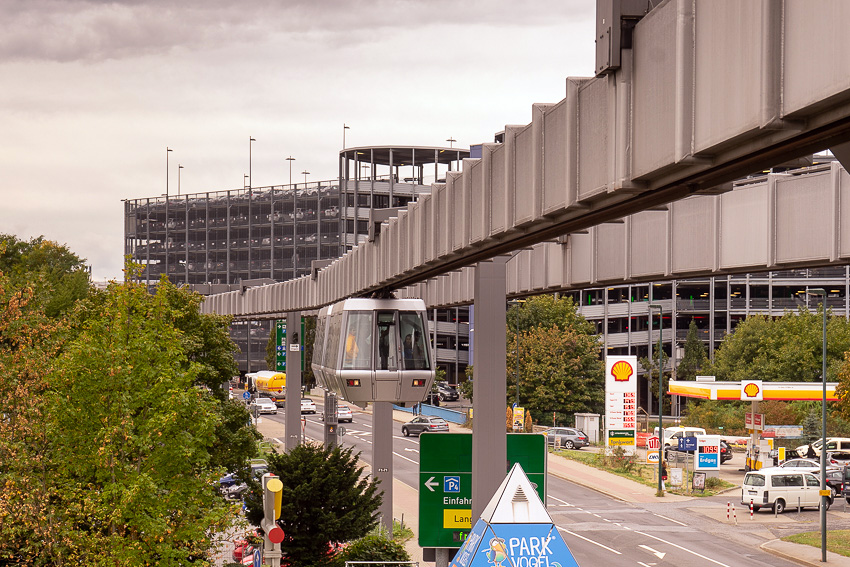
[667,378,839,470]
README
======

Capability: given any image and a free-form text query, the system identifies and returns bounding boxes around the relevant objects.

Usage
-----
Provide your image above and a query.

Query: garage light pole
[808,288,828,562]
[649,304,663,497]
[508,299,522,407]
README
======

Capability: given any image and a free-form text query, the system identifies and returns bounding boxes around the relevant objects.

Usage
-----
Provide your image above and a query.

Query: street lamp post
[166,147,173,278]
[302,170,310,185]
[286,157,296,276]
[446,137,456,148]
[249,136,256,190]
[808,288,828,562]
[343,124,350,149]
[166,147,173,197]
[649,304,663,497]
[178,164,183,196]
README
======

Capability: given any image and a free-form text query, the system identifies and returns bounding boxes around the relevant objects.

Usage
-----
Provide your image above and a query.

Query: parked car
[300,398,317,414]
[742,468,830,513]
[250,397,277,414]
[401,416,449,436]
[794,437,850,458]
[720,440,733,463]
[321,404,353,423]
[825,468,844,498]
[218,460,268,489]
[778,458,825,470]
[436,383,459,402]
[827,451,850,468]
[545,427,589,450]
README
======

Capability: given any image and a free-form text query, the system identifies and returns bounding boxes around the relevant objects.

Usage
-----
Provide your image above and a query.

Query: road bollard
[798,497,801,515]
[727,501,730,522]
[750,499,754,519]
[733,504,737,525]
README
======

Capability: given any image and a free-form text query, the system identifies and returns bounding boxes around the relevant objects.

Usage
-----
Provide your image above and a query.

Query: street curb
[759,539,850,567]
[546,467,630,503]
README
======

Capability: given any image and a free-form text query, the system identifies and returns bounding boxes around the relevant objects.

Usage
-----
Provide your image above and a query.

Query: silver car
[546,427,589,450]
[251,397,277,414]
[401,416,449,436]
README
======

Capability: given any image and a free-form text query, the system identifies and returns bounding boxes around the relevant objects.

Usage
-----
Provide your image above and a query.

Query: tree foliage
[709,308,850,382]
[677,319,708,381]
[0,248,258,565]
[640,339,671,414]
[338,533,410,566]
[245,443,382,567]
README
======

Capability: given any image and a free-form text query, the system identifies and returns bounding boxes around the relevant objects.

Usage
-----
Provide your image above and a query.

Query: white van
[654,426,707,449]
[742,468,829,513]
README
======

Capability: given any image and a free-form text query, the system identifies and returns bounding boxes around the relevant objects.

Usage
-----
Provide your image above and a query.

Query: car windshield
[257,398,272,403]
[744,474,765,487]
[430,418,447,424]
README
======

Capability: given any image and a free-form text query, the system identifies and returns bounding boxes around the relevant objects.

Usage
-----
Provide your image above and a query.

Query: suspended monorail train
[312,298,435,404]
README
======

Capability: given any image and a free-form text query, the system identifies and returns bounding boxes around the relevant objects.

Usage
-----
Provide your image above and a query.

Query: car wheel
[774,499,786,514]
[402,426,409,437]
[845,496,850,505]
[565,440,575,450]
[821,498,832,511]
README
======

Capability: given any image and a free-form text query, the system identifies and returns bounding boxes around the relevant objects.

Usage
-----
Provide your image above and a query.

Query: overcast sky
[1,0,596,281]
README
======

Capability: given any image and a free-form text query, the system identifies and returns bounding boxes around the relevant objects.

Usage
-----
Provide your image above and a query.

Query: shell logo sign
[610,360,634,382]
[741,380,763,401]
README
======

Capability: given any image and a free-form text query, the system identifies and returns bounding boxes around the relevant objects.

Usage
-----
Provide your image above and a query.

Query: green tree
[677,319,708,381]
[709,307,850,382]
[339,533,410,566]
[508,325,604,424]
[245,444,382,567]
[45,276,236,565]
[0,233,90,317]
[639,339,671,415]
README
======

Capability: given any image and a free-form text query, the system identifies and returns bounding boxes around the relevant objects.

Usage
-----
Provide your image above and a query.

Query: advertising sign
[669,467,683,487]
[745,412,765,431]
[646,435,660,464]
[695,435,721,471]
[605,356,637,455]
[741,380,763,401]
[512,407,525,432]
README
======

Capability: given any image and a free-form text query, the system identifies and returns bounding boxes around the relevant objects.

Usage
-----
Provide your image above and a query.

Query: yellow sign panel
[443,509,472,528]
[608,437,634,446]
[646,450,660,464]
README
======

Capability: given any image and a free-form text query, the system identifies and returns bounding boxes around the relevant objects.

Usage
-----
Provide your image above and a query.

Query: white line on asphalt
[652,513,687,526]
[547,495,574,507]
[637,562,653,567]
[634,531,732,567]
[393,451,418,464]
[557,527,622,555]
[273,437,283,444]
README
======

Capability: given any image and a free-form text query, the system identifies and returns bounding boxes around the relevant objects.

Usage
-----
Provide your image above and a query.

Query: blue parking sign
[444,476,460,493]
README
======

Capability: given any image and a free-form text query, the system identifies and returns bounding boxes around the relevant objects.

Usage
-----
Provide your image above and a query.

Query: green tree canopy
[709,307,850,382]
[677,319,708,381]
[245,444,382,567]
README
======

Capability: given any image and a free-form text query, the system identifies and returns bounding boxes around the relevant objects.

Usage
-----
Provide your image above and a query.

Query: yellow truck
[249,371,287,406]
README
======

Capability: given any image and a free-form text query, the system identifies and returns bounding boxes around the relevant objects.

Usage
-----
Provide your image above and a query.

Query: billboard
[605,356,637,455]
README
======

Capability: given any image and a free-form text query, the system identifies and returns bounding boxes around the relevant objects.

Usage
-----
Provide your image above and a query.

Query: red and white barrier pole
[750,499,754,519]
[733,503,737,525]
[727,501,730,521]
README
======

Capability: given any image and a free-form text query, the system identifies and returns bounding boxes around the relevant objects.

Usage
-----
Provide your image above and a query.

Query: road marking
[638,544,666,559]
[548,495,573,507]
[634,531,731,567]
[392,451,418,464]
[404,447,420,453]
[273,437,284,444]
[424,477,439,492]
[557,527,622,555]
[637,562,654,567]
[652,513,686,526]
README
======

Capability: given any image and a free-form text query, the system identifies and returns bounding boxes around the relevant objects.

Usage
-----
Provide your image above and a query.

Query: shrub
[340,533,410,567]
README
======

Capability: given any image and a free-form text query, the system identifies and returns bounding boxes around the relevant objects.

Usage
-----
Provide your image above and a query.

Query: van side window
[805,474,819,487]
[786,475,803,487]
[744,474,765,487]
[772,475,786,487]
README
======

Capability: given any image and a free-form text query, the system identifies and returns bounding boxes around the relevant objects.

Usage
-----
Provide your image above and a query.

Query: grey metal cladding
[468,158,484,245]
[671,195,716,274]
[693,0,763,153]
[447,172,463,254]
[596,222,626,282]
[577,78,611,200]
[632,1,677,179]
[784,2,850,116]
[514,123,535,226]
[840,166,850,259]
[542,99,571,216]
[775,169,833,263]
[629,210,667,279]
[569,231,594,286]
[719,181,770,269]
[489,144,507,235]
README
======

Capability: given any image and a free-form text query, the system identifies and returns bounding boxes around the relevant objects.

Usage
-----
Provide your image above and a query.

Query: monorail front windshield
[341,310,430,371]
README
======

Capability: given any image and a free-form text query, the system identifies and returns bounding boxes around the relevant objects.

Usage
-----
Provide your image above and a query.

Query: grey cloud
[0,0,593,62]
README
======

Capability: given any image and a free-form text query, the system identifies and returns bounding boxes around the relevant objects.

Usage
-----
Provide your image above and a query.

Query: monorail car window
[399,311,429,370]
[343,311,373,370]
[326,311,343,368]
[313,315,325,364]
[376,311,398,370]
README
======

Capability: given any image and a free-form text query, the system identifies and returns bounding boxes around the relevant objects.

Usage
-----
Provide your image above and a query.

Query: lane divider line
[557,527,622,555]
[634,530,732,567]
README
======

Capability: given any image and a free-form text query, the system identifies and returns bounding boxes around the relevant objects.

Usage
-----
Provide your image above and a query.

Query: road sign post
[419,433,546,549]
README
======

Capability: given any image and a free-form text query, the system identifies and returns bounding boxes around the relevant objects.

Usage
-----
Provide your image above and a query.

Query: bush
[340,533,410,566]
[605,445,637,473]
[705,476,724,490]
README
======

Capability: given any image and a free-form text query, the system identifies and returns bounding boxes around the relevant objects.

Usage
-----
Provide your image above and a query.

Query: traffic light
[261,473,284,565]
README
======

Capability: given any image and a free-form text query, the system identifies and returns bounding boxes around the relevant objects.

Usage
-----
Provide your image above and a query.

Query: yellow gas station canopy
[668,380,839,401]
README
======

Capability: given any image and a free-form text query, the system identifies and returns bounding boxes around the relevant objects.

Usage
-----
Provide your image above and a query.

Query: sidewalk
[254,400,850,567]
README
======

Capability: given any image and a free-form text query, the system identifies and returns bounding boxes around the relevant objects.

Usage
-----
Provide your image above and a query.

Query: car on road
[401,416,449,436]
[321,404,353,423]
[545,427,589,450]
[250,397,277,414]
[300,398,317,414]
[742,468,830,513]
[436,383,459,402]
[720,439,733,463]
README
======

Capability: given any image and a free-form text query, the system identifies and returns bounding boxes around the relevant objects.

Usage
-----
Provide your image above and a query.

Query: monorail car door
[374,311,400,400]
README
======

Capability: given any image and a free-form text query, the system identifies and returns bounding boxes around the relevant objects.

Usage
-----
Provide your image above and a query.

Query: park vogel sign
[449,464,579,567]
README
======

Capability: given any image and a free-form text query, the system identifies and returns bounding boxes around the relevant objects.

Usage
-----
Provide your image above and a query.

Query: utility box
[575,413,601,444]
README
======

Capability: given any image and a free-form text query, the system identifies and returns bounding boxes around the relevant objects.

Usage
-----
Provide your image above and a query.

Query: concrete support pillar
[285,312,302,451]
[373,401,394,533]
[472,257,508,519]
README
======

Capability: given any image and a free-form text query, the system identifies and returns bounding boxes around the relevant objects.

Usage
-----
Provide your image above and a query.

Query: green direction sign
[418,433,546,549]
[275,319,306,372]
